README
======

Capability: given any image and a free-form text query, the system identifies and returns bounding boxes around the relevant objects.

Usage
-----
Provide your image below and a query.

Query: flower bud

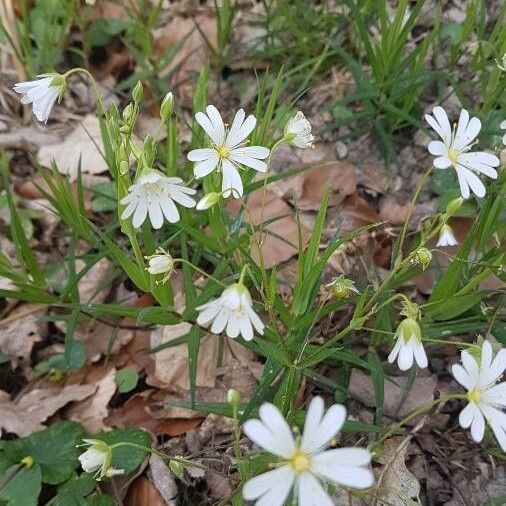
[160,92,174,122]
[169,458,184,477]
[196,192,221,211]
[122,103,134,124]
[445,197,464,216]
[132,81,143,104]
[227,388,241,407]
[21,456,34,469]
[325,275,358,299]
[78,439,124,481]
[411,247,432,271]
[284,111,314,149]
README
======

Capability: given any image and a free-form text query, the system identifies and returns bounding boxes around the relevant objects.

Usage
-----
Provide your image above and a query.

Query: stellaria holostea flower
[13,73,66,123]
[452,340,506,451]
[284,111,315,149]
[78,439,124,480]
[242,396,374,506]
[120,169,196,229]
[436,223,458,247]
[388,301,427,371]
[425,106,499,199]
[187,105,270,198]
[196,283,264,341]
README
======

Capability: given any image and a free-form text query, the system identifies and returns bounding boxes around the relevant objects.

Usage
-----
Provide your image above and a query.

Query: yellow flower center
[217,145,230,159]
[289,451,311,472]
[448,147,459,165]
[145,182,165,195]
[468,389,481,403]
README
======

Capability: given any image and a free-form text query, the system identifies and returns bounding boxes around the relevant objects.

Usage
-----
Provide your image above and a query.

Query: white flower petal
[413,340,428,369]
[147,197,164,229]
[242,465,294,506]
[222,159,243,198]
[297,472,334,506]
[243,406,295,458]
[425,107,451,143]
[239,314,254,341]
[428,140,447,156]
[132,197,148,228]
[398,339,415,371]
[244,304,265,335]
[159,197,180,223]
[226,314,241,338]
[168,187,197,208]
[196,109,224,146]
[301,400,346,454]
[433,156,452,169]
[461,350,480,386]
[194,155,219,178]
[311,448,374,489]
[470,406,485,442]
[459,402,478,429]
[226,111,257,148]
[455,115,481,150]
[452,364,474,390]
[482,383,506,407]
[187,148,218,162]
[229,150,268,172]
[387,337,402,364]
[205,105,226,145]
[211,309,229,334]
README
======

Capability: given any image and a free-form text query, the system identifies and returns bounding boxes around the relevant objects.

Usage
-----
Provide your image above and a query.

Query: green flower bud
[411,247,432,271]
[122,103,134,124]
[169,458,184,477]
[160,92,174,122]
[445,197,464,216]
[21,456,34,469]
[325,275,358,299]
[196,192,221,211]
[399,300,419,321]
[227,388,241,407]
[132,81,143,104]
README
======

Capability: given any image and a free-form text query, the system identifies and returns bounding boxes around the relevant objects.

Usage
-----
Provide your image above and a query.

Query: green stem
[379,394,466,443]
[64,67,105,113]
[174,257,228,288]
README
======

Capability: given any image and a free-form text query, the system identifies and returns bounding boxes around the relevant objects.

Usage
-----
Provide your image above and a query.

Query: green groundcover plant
[0,59,504,505]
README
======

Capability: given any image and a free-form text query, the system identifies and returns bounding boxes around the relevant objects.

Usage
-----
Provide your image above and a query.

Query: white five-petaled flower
[436,223,458,247]
[120,169,196,229]
[242,397,374,506]
[78,439,124,480]
[388,301,427,371]
[13,74,66,123]
[187,105,270,199]
[425,106,500,199]
[501,120,506,146]
[196,283,264,341]
[284,111,315,149]
[452,340,506,451]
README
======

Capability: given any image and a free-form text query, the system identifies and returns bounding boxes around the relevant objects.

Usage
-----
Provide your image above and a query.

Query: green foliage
[115,367,139,393]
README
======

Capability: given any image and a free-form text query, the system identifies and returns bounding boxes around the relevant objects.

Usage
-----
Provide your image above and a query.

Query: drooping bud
[145,249,174,284]
[196,192,221,211]
[445,197,464,216]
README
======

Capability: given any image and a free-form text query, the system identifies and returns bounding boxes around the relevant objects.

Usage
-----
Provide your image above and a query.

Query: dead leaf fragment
[0,384,95,436]
[0,303,46,367]
[148,454,178,506]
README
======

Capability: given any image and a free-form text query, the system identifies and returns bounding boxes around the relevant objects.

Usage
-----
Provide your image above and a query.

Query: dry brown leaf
[275,161,357,211]
[0,125,61,151]
[76,256,113,303]
[106,390,203,436]
[66,367,117,432]
[348,369,438,420]
[375,437,421,505]
[125,476,167,506]
[148,454,178,506]
[37,114,112,183]
[0,303,46,367]
[154,14,217,82]
[0,383,95,436]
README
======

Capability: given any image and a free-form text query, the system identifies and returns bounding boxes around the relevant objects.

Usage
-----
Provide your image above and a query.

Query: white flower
[187,105,270,199]
[13,74,66,123]
[196,283,264,341]
[242,397,374,506]
[285,111,315,149]
[78,439,124,480]
[388,301,427,371]
[120,169,196,229]
[501,120,506,146]
[436,223,458,247]
[452,340,506,451]
[146,249,174,283]
[425,106,499,199]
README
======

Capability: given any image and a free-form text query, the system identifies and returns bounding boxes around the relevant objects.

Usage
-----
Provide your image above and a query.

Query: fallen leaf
[348,369,438,419]
[375,437,421,505]
[106,390,203,436]
[0,303,46,367]
[37,114,112,183]
[66,367,117,432]
[125,476,167,506]
[148,454,178,506]
[0,384,95,436]
[76,256,113,303]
